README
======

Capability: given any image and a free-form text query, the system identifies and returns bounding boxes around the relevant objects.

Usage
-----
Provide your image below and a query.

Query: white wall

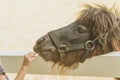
[0,0,120,53]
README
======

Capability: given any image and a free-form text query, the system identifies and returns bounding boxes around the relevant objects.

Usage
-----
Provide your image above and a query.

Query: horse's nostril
[37,37,46,44]
[42,37,46,41]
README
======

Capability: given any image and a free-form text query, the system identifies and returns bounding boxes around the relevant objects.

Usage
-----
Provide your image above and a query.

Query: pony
[33,4,120,80]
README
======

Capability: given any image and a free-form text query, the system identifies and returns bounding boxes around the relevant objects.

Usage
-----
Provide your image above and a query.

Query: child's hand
[22,52,36,67]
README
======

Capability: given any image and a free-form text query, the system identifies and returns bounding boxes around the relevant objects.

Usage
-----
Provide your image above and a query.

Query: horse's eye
[78,26,87,33]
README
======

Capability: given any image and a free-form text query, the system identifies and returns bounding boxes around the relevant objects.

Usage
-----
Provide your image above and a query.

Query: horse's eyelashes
[78,27,86,33]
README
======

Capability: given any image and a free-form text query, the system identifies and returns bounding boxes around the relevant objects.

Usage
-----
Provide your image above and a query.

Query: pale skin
[0,74,5,80]
[0,52,36,80]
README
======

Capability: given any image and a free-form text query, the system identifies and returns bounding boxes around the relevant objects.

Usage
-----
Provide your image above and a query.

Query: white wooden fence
[0,51,120,77]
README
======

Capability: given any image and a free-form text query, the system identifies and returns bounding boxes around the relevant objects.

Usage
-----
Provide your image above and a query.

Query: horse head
[33,4,120,69]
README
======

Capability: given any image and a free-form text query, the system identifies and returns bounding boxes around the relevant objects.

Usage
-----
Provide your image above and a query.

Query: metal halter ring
[85,40,95,50]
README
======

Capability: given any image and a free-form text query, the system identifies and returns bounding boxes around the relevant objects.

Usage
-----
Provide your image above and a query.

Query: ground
[7,73,114,80]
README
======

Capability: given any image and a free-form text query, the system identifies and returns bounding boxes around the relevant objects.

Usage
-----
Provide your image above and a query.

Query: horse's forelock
[77,4,120,54]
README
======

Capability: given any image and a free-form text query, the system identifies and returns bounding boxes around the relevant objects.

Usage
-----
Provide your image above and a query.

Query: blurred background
[0,0,120,80]
[1,0,120,52]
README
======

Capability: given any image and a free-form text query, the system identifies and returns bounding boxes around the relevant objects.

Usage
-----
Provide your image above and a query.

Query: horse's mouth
[33,45,57,61]
[38,52,53,61]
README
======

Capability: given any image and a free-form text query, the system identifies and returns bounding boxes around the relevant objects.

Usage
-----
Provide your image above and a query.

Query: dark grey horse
[34,4,120,80]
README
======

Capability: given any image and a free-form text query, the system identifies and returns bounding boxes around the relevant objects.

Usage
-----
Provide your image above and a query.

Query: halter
[80,32,109,62]
[48,30,109,63]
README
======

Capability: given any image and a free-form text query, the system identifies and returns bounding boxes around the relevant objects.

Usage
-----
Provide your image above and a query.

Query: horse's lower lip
[38,52,52,61]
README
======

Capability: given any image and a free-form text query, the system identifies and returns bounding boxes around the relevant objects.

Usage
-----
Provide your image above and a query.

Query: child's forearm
[14,66,28,80]
[14,52,36,80]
